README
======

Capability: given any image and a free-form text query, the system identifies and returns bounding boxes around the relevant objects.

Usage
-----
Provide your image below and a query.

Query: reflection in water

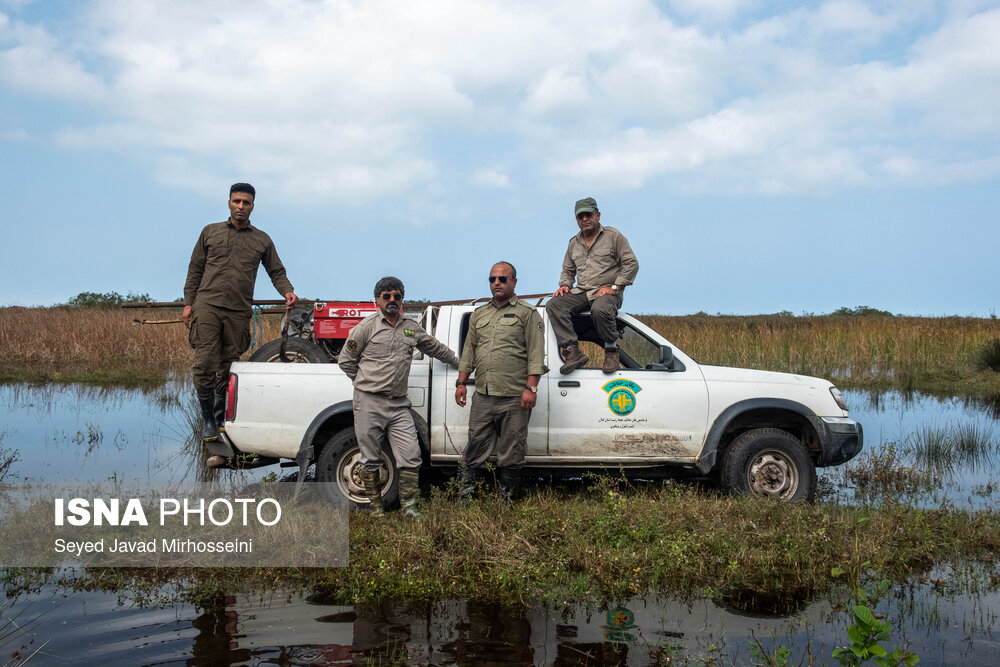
[819,389,1000,508]
[0,379,268,485]
[4,583,1000,665]
[3,384,1000,662]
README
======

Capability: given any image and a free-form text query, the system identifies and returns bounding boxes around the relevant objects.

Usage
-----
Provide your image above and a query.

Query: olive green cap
[574,197,598,215]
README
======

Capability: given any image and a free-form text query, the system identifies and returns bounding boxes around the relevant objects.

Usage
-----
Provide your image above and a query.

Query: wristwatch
[611,285,619,292]
[525,385,537,394]
[456,380,467,387]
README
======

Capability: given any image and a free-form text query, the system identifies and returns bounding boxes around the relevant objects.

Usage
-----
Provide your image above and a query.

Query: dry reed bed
[639,314,1000,382]
[1,308,998,388]
[0,307,282,375]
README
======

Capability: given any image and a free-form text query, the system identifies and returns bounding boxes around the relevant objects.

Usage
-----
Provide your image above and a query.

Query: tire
[315,427,399,509]
[720,428,816,502]
[249,337,329,363]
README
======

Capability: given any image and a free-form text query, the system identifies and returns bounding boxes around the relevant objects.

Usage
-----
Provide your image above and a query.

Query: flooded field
[1,382,999,664]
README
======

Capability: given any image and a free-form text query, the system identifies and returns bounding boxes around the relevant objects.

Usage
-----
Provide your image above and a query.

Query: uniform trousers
[547,291,623,349]
[352,389,422,472]
[462,393,530,470]
[188,302,251,401]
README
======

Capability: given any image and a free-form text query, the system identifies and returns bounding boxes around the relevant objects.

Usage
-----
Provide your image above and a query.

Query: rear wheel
[720,428,816,502]
[315,428,399,508]
[249,338,329,363]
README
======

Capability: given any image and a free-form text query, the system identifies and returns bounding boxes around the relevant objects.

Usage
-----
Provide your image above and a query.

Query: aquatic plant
[831,605,919,666]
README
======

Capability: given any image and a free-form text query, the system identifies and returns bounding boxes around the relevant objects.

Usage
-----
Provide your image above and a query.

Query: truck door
[546,316,709,464]
[433,307,550,462]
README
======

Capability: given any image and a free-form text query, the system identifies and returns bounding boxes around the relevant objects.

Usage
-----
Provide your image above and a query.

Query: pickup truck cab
[224,303,862,505]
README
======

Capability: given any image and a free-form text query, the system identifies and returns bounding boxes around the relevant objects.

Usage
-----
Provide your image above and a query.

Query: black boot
[499,467,521,506]
[198,397,219,442]
[213,387,227,435]
[458,466,480,505]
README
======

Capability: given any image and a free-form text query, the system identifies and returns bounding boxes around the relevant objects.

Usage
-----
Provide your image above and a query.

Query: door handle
[558,381,581,387]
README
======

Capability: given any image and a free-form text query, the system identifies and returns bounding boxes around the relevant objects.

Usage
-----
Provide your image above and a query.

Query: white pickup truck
[222,304,862,505]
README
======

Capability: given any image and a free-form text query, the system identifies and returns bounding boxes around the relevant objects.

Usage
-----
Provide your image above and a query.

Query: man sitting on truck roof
[338,276,460,517]
[548,197,639,374]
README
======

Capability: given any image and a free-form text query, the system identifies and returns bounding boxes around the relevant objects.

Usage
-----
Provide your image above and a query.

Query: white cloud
[469,169,510,188]
[1,0,998,200]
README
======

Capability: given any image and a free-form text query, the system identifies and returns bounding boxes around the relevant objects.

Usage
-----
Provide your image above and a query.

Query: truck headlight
[829,386,848,412]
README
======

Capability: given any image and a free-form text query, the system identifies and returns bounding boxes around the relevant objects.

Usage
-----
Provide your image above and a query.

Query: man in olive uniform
[183,183,298,448]
[549,197,639,374]
[454,262,547,503]
[338,277,460,517]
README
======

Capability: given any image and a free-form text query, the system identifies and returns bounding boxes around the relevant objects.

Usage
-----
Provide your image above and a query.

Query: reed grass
[638,313,1000,394]
[2,307,999,394]
[0,307,282,385]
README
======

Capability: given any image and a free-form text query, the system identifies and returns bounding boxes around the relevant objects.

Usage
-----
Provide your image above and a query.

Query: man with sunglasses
[454,262,547,504]
[548,197,639,374]
[338,276,460,517]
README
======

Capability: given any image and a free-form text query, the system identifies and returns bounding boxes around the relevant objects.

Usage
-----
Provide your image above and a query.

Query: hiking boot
[198,397,219,442]
[399,468,422,518]
[560,344,589,375]
[359,469,385,515]
[602,348,620,374]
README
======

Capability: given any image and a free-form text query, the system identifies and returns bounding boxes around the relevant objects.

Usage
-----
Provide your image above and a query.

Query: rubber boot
[458,466,480,505]
[560,344,589,375]
[499,467,521,507]
[359,469,385,515]
[198,397,219,442]
[213,387,227,435]
[398,468,422,518]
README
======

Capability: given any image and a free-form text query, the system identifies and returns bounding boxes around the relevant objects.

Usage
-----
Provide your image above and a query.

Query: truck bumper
[809,416,864,467]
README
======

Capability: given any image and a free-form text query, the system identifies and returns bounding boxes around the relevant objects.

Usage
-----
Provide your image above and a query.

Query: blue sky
[1,0,997,316]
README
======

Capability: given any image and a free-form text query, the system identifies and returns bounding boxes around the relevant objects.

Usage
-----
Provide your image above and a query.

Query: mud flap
[206,430,236,458]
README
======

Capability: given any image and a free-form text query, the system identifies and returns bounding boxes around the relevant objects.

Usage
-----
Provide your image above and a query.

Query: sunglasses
[488,276,509,284]
[379,292,403,302]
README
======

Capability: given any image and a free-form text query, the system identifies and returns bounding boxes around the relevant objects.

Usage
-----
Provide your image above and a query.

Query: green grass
[6,479,1000,609]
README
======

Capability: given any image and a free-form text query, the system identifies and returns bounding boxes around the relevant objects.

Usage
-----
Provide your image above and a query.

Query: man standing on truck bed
[183,183,299,450]
[338,277,460,517]
[548,197,639,374]
[454,262,546,503]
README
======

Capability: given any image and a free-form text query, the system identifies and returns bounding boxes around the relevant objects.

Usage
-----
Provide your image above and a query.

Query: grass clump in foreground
[7,479,1000,611]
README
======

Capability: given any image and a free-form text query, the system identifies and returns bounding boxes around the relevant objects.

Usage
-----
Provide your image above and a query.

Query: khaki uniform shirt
[339,313,459,397]
[459,296,547,397]
[559,225,639,300]
[184,220,294,311]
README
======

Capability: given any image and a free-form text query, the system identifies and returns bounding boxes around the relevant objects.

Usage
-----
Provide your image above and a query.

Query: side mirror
[659,345,674,365]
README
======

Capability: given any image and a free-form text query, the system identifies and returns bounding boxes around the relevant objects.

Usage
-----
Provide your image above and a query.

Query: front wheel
[720,428,816,502]
[315,428,399,508]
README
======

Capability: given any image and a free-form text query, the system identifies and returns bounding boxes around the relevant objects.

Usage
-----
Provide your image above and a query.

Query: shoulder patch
[347,339,358,351]
[537,321,544,332]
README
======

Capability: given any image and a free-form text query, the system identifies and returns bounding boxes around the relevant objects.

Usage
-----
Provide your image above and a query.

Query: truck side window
[457,313,472,357]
